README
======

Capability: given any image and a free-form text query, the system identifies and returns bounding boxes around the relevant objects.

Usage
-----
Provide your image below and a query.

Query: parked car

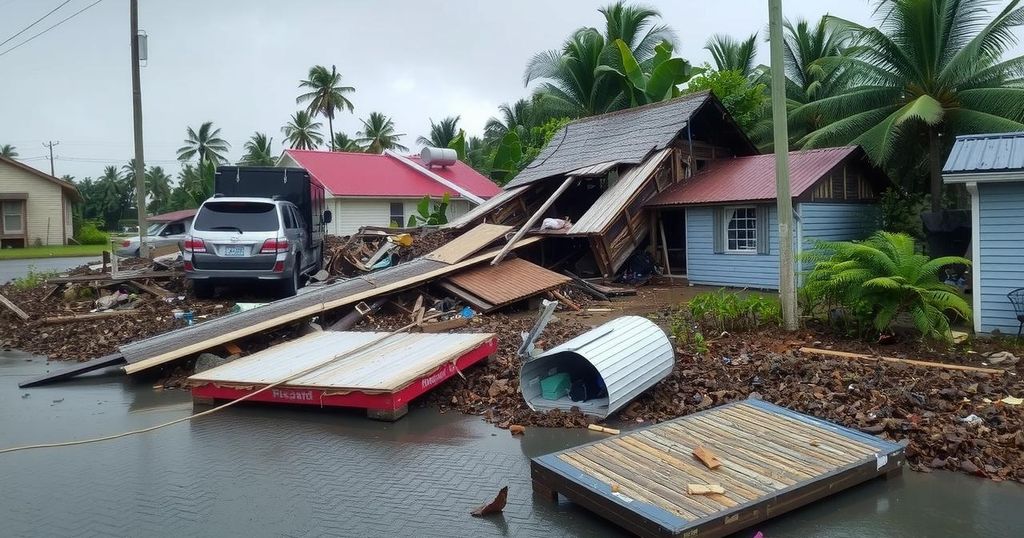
[116,209,195,257]
[183,197,321,298]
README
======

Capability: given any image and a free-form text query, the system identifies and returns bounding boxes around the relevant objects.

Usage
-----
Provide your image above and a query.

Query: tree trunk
[328,115,335,152]
[928,126,943,213]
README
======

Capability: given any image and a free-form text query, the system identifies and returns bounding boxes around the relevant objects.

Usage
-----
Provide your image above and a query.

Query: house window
[724,206,757,253]
[389,202,405,227]
[2,201,23,234]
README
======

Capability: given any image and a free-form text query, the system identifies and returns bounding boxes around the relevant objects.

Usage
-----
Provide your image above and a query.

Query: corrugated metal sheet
[943,132,1024,174]
[189,331,494,392]
[506,93,711,188]
[445,258,571,309]
[567,160,620,177]
[519,316,673,418]
[442,186,528,229]
[647,147,858,206]
[569,148,673,235]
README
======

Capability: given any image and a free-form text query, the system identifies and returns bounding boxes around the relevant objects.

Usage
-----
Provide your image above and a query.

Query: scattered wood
[509,424,526,436]
[586,308,613,313]
[470,486,508,517]
[799,347,1005,375]
[686,484,725,496]
[0,292,29,320]
[128,279,174,298]
[424,223,513,264]
[40,310,138,325]
[692,445,722,469]
[41,284,64,302]
[548,289,581,311]
[417,317,470,333]
[588,424,620,435]
[563,270,611,301]
[46,270,176,285]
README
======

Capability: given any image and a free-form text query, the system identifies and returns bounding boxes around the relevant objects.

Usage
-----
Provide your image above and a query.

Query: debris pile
[323,227,460,276]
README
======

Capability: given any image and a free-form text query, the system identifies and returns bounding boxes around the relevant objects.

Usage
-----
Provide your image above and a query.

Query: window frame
[2,200,24,234]
[722,205,758,255]
[389,202,405,228]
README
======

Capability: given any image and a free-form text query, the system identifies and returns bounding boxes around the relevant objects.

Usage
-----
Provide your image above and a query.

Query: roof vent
[420,147,457,168]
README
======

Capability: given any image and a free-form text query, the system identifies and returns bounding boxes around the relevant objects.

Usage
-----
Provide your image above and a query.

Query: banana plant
[407,192,450,227]
[489,130,522,183]
[598,39,703,106]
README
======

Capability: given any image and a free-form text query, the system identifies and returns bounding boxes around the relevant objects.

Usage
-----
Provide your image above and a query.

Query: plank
[710,409,857,467]
[620,435,765,500]
[732,403,882,454]
[663,421,820,482]
[720,406,873,460]
[424,223,513,264]
[692,445,721,469]
[435,281,495,312]
[122,237,541,374]
[41,310,138,325]
[0,292,29,320]
[128,280,174,298]
[18,353,127,388]
[799,346,1005,375]
[686,414,837,473]
[46,270,176,284]
[687,484,724,495]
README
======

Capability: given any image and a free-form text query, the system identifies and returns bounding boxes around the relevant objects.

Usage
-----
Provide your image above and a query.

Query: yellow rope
[1,312,452,454]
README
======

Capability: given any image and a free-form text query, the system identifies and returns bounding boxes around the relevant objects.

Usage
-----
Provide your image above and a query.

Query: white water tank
[420,147,458,167]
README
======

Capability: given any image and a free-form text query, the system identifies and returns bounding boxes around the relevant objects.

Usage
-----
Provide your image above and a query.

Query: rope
[0,312,453,455]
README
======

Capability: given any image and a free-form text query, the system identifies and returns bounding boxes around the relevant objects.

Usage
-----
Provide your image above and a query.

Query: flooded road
[2,350,1021,537]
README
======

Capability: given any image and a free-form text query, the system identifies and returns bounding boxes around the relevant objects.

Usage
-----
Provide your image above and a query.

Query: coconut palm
[332,132,361,152]
[96,166,128,230]
[240,132,276,165]
[417,116,460,147]
[0,144,17,158]
[356,112,408,153]
[145,166,172,213]
[485,99,537,145]
[799,0,1024,210]
[297,65,355,151]
[281,111,324,150]
[524,1,675,117]
[705,33,758,78]
[176,122,230,164]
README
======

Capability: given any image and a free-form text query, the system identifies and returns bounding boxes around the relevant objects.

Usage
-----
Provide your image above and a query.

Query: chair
[1008,288,1024,337]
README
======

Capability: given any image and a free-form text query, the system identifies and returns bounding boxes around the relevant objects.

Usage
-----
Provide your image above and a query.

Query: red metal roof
[282,150,501,199]
[149,208,197,222]
[647,147,861,206]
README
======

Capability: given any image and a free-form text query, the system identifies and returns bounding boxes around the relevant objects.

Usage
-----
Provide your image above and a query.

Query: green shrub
[76,221,109,245]
[687,289,781,333]
[11,267,58,290]
[669,310,708,355]
[801,231,971,343]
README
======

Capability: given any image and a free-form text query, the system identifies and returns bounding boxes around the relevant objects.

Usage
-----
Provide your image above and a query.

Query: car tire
[192,280,215,299]
[280,263,300,298]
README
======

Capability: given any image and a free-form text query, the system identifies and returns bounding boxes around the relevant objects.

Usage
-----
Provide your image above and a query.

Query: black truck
[214,166,332,269]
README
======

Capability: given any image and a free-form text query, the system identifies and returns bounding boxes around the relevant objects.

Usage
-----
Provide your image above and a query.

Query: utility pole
[130,0,148,257]
[42,140,59,176]
[768,0,798,331]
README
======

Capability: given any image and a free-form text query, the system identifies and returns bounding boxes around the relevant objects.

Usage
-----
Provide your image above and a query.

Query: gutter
[384,150,485,205]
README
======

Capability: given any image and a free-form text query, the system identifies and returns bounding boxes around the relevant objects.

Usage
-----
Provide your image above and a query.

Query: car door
[289,206,311,268]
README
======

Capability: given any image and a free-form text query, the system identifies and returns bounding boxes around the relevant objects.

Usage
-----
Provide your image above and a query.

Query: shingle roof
[505,92,713,188]
[943,132,1024,175]
[646,147,860,206]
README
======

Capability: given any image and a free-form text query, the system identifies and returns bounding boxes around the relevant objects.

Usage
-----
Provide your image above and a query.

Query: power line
[0,0,72,49]
[0,0,104,58]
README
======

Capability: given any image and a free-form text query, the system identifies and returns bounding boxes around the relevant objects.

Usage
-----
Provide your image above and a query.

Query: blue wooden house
[944,132,1024,335]
[647,147,889,289]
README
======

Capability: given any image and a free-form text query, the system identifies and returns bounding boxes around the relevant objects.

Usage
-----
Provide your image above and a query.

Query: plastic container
[541,373,571,400]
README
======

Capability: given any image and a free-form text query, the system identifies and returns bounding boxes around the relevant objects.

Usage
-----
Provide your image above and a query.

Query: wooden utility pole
[130,0,148,256]
[42,140,58,176]
[768,0,798,330]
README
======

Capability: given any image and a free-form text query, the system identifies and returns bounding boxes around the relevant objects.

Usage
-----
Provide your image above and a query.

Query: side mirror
[323,210,332,224]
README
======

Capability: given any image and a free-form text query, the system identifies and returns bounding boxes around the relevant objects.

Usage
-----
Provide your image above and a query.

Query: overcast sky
[1,0,1021,180]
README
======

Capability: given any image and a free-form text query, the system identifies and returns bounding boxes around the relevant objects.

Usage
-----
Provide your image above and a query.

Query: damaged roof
[647,147,861,206]
[506,92,713,188]
[943,132,1024,176]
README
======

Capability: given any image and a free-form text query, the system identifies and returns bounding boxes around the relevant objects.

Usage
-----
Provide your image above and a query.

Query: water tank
[420,147,457,167]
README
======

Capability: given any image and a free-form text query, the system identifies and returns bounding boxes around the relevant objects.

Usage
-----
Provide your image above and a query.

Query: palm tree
[281,111,324,150]
[297,65,355,151]
[799,0,1024,210]
[705,33,758,78]
[356,112,408,153]
[485,99,537,145]
[97,166,127,230]
[240,132,276,165]
[176,121,231,164]
[145,166,172,213]
[0,144,17,158]
[332,132,361,152]
[417,116,460,147]
[524,1,674,117]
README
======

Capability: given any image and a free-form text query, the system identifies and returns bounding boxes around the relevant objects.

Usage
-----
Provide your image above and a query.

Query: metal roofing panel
[446,258,571,308]
[189,331,494,392]
[647,147,858,206]
[943,132,1024,174]
[569,148,673,235]
[519,316,673,418]
[442,186,528,229]
[506,92,711,188]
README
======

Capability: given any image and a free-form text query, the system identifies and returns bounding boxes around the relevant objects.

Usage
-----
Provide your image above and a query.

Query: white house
[0,155,81,247]
[277,149,501,236]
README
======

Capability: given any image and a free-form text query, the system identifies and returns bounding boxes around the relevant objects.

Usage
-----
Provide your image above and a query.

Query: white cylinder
[420,147,457,167]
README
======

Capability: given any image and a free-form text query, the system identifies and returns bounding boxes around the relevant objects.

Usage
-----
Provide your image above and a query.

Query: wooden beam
[687,484,725,496]
[41,310,138,325]
[0,292,29,320]
[798,347,1005,375]
[491,177,574,266]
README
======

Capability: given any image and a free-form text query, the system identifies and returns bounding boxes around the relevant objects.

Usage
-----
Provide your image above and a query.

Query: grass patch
[0,244,109,260]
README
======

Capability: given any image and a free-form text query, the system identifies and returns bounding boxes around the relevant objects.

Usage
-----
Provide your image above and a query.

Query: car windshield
[193,202,279,232]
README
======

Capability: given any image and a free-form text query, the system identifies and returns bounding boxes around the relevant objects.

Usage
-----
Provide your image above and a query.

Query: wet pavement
[2,350,1022,537]
[0,256,98,284]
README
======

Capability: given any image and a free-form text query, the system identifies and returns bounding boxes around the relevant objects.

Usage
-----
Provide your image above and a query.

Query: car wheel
[280,263,300,298]
[192,280,214,299]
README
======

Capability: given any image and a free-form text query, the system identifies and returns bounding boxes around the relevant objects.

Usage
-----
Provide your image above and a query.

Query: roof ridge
[565,91,711,127]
